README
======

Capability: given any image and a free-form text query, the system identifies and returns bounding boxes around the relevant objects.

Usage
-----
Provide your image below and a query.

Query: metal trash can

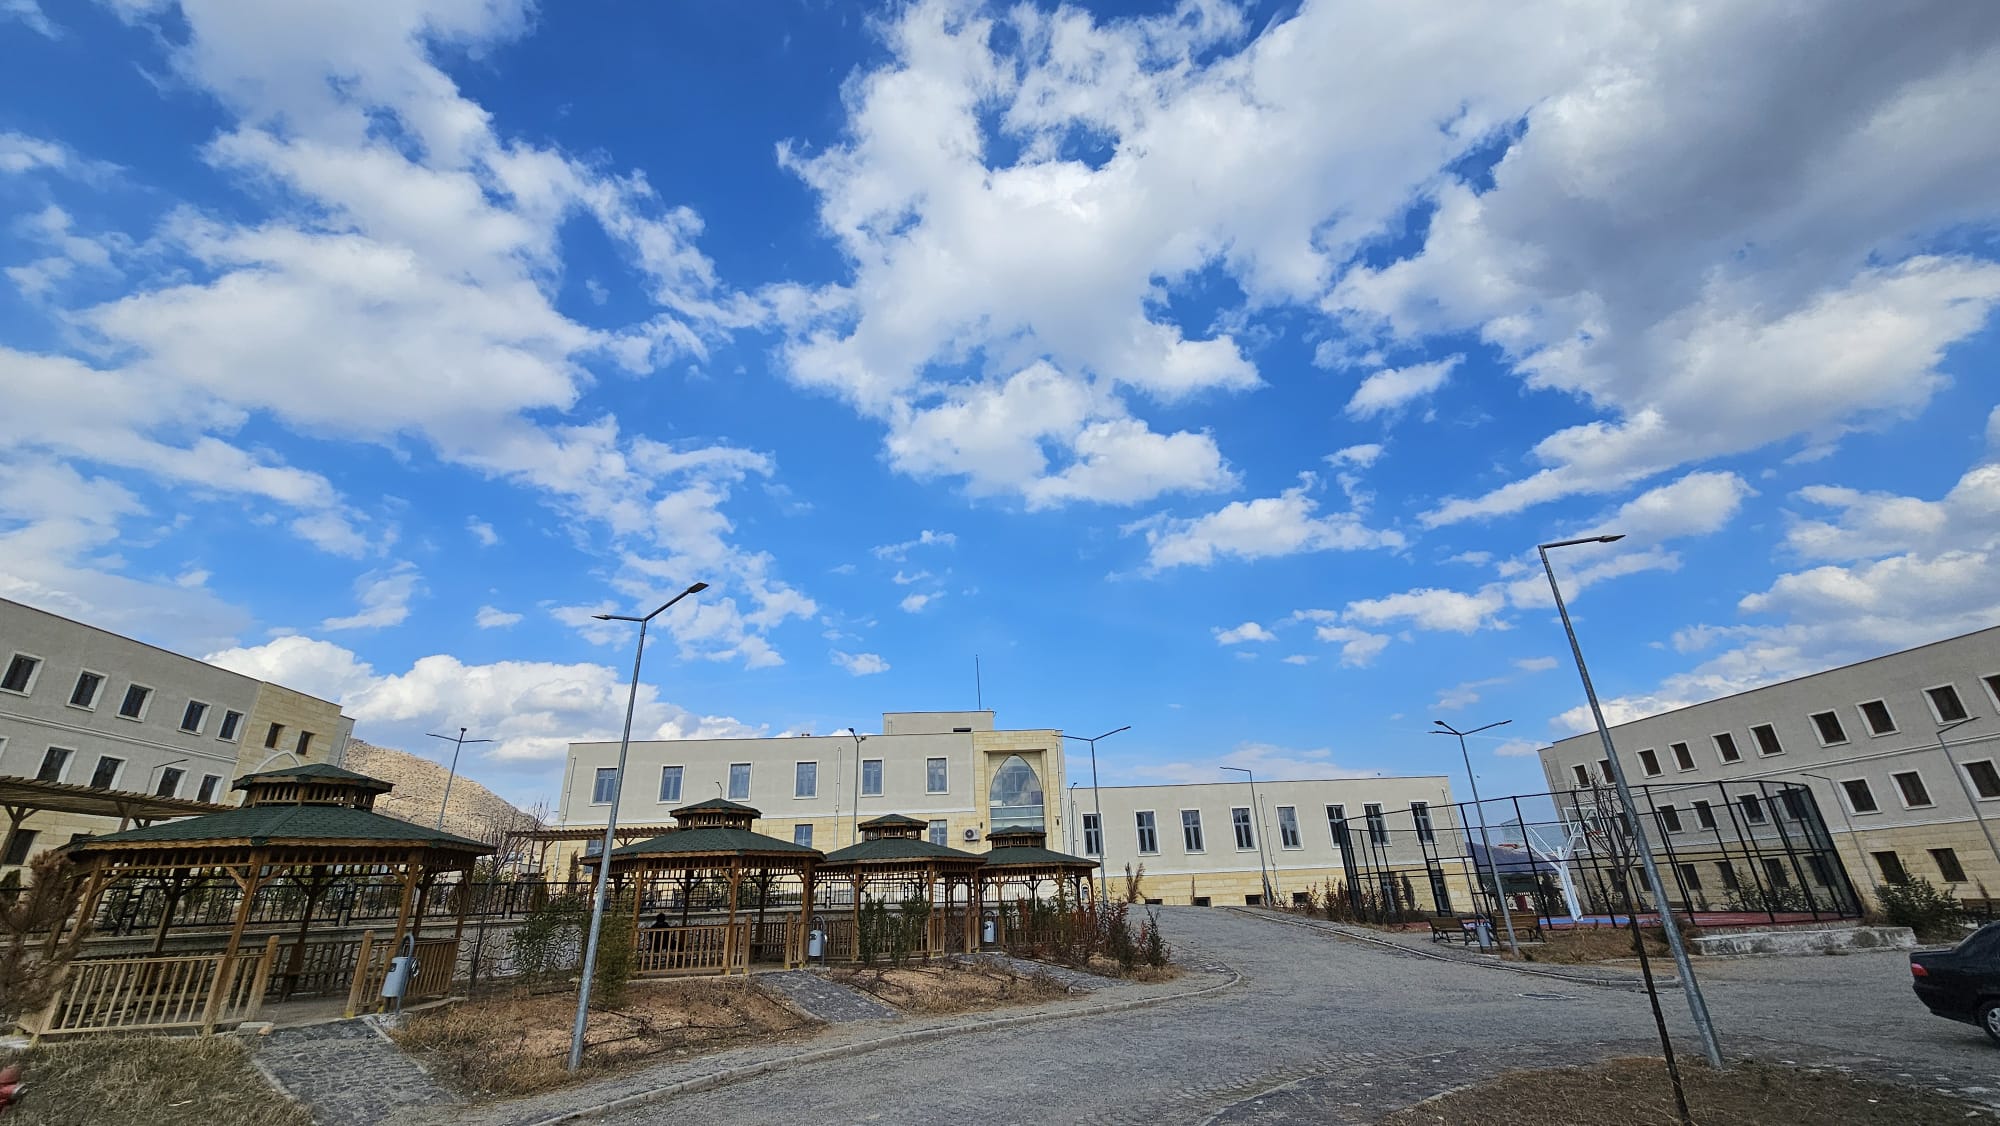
[381,954,417,999]
[808,928,825,959]
[1473,919,1495,950]
[982,916,998,945]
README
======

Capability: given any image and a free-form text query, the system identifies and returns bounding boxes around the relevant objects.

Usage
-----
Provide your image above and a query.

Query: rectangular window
[1670,742,1695,771]
[1873,850,1908,884]
[196,774,221,803]
[925,757,948,793]
[89,756,122,789]
[1180,810,1204,852]
[1807,854,1836,887]
[35,747,71,783]
[1858,699,1896,736]
[1596,758,1613,783]
[1364,803,1388,845]
[217,710,242,741]
[658,766,683,803]
[1082,813,1102,857]
[1678,863,1702,891]
[1760,857,1791,888]
[1638,748,1661,777]
[0,654,39,694]
[1411,802,1435,843]
[794,824,814,848]
[1925,684,1969,724]
[1278,805,1303,849]
[728,762,752,800]
[928,819,949,847]
[155,767,183,798]
[1809,710,1847,746]
[1892,770,1933,808]
[1965,760,2000,800]
[1231,807,1256,850]
[1739,794,1766,823]
[68,671,102,709]
[1780,789,1809,820]
[1750,723,1783,756]
[117,684,151,720]
[1717,861,1740,890]
[861,759,883,796]
[1658,805,1683,832]
[265,723,284,749]
[1,830,37,866]
[1840,778,1879,814]
[1985,673,2000,711]
[297,732,314,757]
[1713,732,1741,763]
[180,700,209,734]
[1929,847,1967,883]
[1571,764,1590,788]
[592,767,618,804]
[794,761,818,798]
[1326,804,1348,848]
[1135,811,1159,854]
[1693,800,1716,829]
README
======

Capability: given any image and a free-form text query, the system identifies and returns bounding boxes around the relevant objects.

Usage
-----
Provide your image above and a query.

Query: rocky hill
[341,739,540,845]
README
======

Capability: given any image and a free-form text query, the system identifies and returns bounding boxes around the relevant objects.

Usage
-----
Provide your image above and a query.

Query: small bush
[1873,877,1965,943]
[591,898,636,1008]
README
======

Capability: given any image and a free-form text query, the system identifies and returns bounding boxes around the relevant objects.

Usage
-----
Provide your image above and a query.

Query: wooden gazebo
[591,798,821,976]
[818,814,987,960]
[978,826,1096,906]
[39,763,490,1038]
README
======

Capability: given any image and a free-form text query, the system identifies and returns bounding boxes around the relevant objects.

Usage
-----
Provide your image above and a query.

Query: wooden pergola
[978,826,1097,905]
[0,776,226,873]
[818,814,987,960]
[40,763,490,1039]
[589,798,821,975]
[519,823,677,883]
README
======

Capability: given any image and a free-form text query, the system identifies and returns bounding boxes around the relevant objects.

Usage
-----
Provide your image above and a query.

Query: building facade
[556,711,1066,878]
[1071,776,1463,908]
[0,597,352,869]
[1537,625,2000,904]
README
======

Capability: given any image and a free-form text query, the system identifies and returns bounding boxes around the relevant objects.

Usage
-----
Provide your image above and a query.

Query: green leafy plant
[590,897,636,1008]
[1872,876,1965,943]
[509,893,588,982]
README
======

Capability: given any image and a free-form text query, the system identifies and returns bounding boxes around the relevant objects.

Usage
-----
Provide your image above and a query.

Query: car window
[1954,922,2000,958]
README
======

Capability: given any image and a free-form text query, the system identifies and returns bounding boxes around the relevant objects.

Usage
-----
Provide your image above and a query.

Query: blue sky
[3,1,1998,810]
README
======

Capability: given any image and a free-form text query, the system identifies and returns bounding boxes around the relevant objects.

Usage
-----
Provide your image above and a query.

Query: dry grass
[1501,925,1672,965]
[829,961,1072,1014]
[1,1034,310,1126]
[389,978,816,1098]
[1378,1057,1991,1126]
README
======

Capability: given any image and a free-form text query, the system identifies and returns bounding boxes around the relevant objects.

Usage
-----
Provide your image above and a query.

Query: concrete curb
[513,965,1246,1126]
[1225,907,1678,991]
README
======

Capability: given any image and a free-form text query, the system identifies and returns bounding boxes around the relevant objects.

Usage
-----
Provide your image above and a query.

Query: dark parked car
[1910,921,2000,1045]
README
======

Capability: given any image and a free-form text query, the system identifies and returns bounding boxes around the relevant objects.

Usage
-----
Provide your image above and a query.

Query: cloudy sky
[3,0,1997,808]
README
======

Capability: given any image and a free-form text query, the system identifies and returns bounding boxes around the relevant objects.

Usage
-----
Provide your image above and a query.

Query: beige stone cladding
[553,711,1064,878]
[1536,624,2000,905]
[235,683,352,777]
[1075,775,1464,908]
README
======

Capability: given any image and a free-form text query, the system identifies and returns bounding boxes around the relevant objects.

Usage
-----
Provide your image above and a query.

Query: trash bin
[1473,919,1495,950]
[982,916,997,945]
[808,928,825,959]
[381,954,417,999]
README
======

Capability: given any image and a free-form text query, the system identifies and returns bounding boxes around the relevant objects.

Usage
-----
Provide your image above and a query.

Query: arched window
[988,755,1044,830]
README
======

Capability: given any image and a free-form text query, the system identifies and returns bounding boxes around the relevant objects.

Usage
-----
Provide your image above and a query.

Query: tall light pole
[426,727,494,831]
[1934,717,2000,869]
[847,727,868,845]
[1541,534,1722,1080]
[1221,766,1276,906]
[1431,719,1520,956]
[1062,726,1129,900]
[568,580,706,1072]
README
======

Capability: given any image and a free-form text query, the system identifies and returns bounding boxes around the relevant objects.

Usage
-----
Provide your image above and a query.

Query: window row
[1672,854,1841,894]
[0,651,267,745]
[1079,801,1436,857]
[590,756,955,805]
[1569,674,2000,786]
[1872,846,1971,886]
[18,742,222,802]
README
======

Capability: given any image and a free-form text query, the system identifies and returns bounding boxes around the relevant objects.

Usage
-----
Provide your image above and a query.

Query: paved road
[578,909,1995,1125]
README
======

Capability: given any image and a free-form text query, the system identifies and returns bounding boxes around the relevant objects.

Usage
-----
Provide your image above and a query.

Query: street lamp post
[426,727,494,831]
[567,580,707,1073]
[1221,766,1276,906]
[1934,718,2000,869]
[1540,534,1722,1079]
[847,727,868,845]
[1061,726,1129,900]
[1431,720,1520,956]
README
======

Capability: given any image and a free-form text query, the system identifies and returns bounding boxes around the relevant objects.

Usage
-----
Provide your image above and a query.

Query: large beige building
[1537,625,2000,903]
[0,597,352,871]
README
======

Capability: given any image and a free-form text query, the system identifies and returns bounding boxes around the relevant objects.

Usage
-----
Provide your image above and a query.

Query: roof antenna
[975,654,982,710]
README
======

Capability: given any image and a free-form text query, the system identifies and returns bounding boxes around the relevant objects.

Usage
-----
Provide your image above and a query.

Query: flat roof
[1087,775,1447,790]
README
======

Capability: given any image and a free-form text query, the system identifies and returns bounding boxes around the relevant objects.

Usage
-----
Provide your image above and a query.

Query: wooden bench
[1429,916,1548,946]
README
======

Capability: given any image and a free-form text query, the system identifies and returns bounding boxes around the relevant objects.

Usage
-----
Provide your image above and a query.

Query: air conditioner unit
[962,828,979,841]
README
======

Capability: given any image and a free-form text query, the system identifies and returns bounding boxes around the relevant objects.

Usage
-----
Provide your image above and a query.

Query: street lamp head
[1432,719,1448,728]
[592,613,613,621]
[1595,534,1626,544]
[686,581,709,594]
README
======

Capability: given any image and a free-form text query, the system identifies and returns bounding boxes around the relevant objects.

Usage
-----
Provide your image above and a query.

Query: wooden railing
[343,932,460,1017]
[271,935,367,999]
[27,937,277,1039]
[633,921,749,976]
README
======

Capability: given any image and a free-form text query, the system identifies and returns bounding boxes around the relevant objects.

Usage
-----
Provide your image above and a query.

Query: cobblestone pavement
[762,970,901,1022]
[575,907,2000,1126]
[256,1017,456,1126]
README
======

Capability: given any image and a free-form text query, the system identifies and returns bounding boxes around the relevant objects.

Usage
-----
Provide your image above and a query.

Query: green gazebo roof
[672,797,760,817]
[606,825,821,861]
[232,762,392,791]
[980,843,1098,871]
[822,836,987,867]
